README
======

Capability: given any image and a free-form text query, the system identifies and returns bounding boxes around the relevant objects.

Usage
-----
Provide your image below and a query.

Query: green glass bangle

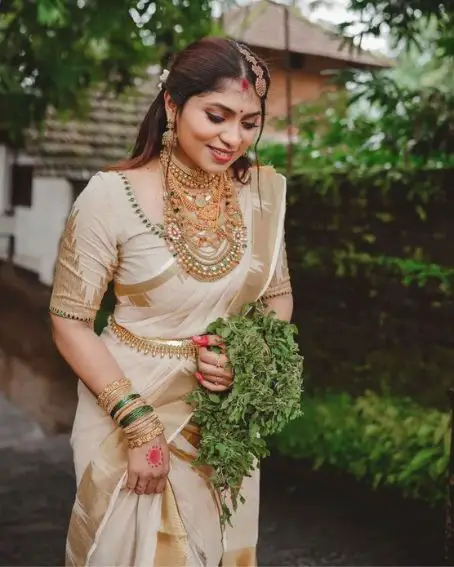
[119,405,154,428]
[110,393,141,419]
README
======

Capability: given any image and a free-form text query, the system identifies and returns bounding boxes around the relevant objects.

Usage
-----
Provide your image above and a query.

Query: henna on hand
[145,446,163,467]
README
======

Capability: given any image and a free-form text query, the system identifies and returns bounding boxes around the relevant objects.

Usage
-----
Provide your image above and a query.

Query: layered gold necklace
[160,147,247,281]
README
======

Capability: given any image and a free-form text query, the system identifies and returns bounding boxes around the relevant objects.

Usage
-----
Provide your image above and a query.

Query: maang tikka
[237,44,267,98]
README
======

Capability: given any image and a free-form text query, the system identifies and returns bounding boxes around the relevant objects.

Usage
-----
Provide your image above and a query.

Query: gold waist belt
[108,316,198,360]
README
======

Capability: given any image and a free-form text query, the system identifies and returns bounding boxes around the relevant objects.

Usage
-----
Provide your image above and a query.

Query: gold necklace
[160,148,247,281]
[167,154,216,190]
[171,173,224,222]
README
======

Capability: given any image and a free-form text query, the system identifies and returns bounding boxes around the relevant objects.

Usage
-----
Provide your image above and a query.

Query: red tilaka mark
[146,447,163,467]
[241,78,249,91]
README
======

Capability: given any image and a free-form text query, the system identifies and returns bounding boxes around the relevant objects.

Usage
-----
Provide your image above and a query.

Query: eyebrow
[208,102,261,119]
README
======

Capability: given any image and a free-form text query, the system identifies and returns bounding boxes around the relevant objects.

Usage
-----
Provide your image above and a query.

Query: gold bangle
[127,425,165,449]
[114,398,147,424]
[123,413,156,434]
[125,414,164,444]
[124,413,162,437]
[104,386,135,414]
[97,377,132,409]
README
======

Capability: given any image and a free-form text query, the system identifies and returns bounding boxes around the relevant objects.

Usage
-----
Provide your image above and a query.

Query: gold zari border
[114,262,179,297]
[49,306,93,323]
[262,277,292,300]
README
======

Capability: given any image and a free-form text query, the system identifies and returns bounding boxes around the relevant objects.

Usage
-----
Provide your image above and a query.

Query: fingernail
[192,335,209,347]
[194,371,204,382]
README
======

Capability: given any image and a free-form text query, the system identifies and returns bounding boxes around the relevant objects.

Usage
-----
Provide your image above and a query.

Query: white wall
[14,177,73,285]
[0,144,12,215]
[0,145,14,261]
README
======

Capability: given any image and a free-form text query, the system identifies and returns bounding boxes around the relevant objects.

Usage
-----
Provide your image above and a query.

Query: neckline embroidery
[117,171,165,238]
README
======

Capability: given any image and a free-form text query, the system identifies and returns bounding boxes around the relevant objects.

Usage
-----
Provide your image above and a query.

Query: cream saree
[49,165,289,567]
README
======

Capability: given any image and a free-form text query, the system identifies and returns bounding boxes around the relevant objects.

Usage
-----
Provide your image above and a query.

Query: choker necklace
[168,153,216,190]
[160,147,248,282]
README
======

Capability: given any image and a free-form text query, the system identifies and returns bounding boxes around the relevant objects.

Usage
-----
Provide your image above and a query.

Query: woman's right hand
[125,433,170,495]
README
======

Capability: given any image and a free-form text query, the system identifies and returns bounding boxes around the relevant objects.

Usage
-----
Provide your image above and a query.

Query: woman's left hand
[192,334,233,392]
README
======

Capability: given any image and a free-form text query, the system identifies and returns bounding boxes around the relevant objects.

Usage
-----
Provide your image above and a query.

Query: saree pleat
[153,482,189,567]
[63,166,287,566]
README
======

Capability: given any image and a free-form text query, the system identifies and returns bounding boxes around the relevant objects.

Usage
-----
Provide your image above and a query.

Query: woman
[50,37,293,567]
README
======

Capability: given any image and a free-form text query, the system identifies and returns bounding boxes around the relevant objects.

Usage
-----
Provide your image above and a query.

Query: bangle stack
[97,377,165,449]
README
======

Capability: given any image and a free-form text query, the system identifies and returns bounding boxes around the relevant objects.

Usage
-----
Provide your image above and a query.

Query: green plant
[0,0,215,139]
[187,301,304,526]
[257,138,454,296]
[271,391,450,504]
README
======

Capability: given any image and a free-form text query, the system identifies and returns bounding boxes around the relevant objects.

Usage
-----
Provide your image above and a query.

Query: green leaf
[208,394,221,404]
[37,0,66,26]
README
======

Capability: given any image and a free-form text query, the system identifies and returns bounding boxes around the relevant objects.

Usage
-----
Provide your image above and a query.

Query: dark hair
[107,37,270,183]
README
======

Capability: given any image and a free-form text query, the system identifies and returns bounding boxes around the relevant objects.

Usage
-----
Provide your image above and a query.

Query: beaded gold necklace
[160,148,247,282]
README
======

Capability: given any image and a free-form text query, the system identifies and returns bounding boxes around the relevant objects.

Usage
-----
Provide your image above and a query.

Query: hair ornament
[158,69,170,90]
[237,44,267,98]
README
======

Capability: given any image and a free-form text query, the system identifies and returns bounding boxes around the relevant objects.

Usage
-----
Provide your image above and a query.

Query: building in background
[0,0,392,285]
[223,0,391,119]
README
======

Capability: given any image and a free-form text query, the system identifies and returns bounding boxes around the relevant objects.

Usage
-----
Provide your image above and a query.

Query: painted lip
[207,145,235,164]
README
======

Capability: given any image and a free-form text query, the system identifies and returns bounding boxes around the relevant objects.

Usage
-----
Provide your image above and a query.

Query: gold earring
[162,117,175,149]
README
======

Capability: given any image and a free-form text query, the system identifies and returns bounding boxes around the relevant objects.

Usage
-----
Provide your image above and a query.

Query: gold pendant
[195,194,211,207]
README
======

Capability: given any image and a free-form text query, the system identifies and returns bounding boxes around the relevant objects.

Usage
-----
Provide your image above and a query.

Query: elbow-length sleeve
[262,234,293,301]
[49,173,118,323]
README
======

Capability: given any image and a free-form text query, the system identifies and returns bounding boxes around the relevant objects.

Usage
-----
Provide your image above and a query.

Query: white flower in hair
[158,69,170,90]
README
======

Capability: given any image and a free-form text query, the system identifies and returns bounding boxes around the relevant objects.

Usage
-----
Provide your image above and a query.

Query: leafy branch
[0,0,215,140]
[187,302,304,527]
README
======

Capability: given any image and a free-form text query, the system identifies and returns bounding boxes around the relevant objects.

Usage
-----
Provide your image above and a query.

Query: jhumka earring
[162,117,175,149]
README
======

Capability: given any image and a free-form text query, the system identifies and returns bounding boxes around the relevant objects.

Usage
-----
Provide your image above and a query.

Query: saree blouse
[49,168,292,334]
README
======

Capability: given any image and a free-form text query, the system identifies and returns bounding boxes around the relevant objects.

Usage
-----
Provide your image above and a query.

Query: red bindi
[241,78,249,92]
[146,447,163,467]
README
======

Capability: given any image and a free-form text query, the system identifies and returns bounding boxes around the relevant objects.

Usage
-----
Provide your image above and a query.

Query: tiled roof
[25,82,156,180]
[223,0,392,68]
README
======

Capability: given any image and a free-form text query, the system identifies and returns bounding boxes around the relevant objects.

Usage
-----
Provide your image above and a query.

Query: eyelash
[206,112,259,130]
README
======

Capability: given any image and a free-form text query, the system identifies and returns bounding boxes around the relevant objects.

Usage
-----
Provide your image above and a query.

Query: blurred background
[0,0,453,565]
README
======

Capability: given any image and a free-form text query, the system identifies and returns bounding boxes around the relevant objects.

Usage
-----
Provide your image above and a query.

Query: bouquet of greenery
[187,301,304,526]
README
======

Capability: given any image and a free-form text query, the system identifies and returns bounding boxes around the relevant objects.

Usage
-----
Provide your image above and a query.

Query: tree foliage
[331,0,454,56]
[300,0,454,173]
[0,0,215,140]
[387,16,454,92]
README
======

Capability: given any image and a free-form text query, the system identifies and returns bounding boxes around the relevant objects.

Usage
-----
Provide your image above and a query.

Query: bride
[50,36,293,567]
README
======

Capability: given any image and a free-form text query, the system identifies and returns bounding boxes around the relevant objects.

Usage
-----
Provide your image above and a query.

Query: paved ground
[0,395,445,566]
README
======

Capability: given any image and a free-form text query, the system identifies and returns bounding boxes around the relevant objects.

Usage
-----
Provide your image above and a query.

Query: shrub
[271,391,451,504]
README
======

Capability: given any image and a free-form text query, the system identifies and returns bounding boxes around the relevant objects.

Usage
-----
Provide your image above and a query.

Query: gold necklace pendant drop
[160,148,248,282]
[194,193,212,208]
